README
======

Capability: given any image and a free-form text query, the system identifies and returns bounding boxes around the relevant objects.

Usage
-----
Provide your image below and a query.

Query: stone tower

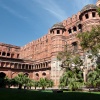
[50,22,66,86]
[96,0,100,7]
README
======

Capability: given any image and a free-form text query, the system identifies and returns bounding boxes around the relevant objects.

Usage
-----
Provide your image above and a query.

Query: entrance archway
[0,72,6,78]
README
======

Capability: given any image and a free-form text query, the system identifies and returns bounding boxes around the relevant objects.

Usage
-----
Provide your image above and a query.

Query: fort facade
[0,0,100,86]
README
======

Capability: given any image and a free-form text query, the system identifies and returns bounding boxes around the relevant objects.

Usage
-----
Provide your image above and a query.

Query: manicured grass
[0,88,100,100]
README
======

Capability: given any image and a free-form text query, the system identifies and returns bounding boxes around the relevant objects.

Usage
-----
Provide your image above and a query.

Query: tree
[4,76,11,88]
[25,79,34,89]
[10,78,18,87]
[39,78,47,90]
[57,44,84,91]
[59,67,83,91]
[46,78,54,88]
[57,45,83,69]
[13,73,29,89]
[77,26,100,55]
[86,67,100,88]
[33,81,39,90]
[97,7,100,16]
[77,26,100,84]
[38,78,54,90]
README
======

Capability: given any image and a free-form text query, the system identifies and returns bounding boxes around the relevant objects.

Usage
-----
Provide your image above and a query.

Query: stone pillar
[45,62,46,68]
[83,69,88,82]
[16,63,19,69]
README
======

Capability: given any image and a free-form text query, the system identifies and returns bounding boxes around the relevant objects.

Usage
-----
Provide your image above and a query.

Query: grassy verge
[0,88,100,100]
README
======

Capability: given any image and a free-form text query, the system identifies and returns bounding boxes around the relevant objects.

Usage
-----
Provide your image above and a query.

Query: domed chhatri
[80,4,97,13]
[51,22,65,30]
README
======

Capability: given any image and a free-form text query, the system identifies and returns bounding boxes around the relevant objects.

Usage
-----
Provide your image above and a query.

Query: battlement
[0,42,20,49]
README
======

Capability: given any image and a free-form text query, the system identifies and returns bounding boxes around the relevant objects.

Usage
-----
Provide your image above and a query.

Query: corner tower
[50,22,66,86]
[96,0,100,7]
[79,4,100,31]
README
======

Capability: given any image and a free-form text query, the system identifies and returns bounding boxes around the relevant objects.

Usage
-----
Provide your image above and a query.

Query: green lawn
[0,88,100,100]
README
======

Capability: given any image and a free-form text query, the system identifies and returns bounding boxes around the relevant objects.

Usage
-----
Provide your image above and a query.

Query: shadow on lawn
[0,88,100,100]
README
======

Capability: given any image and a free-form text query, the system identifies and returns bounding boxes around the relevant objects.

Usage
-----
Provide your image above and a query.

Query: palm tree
[14,73,29,89]
[4,76,11,88]
[59,67,83,91]
[46,78,54,88]
[33,80,39,90]
[25,79,34,89]
[39,78,47,90]
[86,67,100,88]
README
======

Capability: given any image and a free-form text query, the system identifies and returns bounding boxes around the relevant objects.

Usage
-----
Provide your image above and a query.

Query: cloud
[33,0,67,21]
[0,1,27,19]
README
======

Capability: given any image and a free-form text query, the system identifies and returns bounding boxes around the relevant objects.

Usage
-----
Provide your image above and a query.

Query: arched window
[78,24,82,30]
[36,73,39,77]
[7,53,10,56]
[42,72,46,76]
[68,29,72,34]
[2,52,6,56]
[57,30,60,34]
[72,42,78,53]
[85,14,89,19]
[73,26,77,32]
[92,12,96,17]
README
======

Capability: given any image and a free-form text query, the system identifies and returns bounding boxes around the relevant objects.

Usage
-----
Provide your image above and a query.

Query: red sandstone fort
[0,0,100,86]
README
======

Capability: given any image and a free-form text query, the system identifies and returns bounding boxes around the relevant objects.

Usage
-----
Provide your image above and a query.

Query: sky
[0,0,96,46]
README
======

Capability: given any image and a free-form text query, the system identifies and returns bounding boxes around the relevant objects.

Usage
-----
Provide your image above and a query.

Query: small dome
[80,4,97,13]
[51,22,65,30]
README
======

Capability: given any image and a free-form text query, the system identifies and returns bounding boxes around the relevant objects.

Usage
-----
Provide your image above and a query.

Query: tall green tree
[77,26,100,55]
[86,67,100,88]
[39,78,54,90]
[39,78,47,90]
[59,67,83,91]
[14,73,29,89]
[57,45,83,69]
[25,79,34,89]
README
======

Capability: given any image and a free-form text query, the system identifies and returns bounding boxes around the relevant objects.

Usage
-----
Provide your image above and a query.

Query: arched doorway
[0,72,6,79]
[0,72,6,87]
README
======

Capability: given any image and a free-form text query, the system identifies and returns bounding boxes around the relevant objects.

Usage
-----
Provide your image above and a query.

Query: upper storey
[0,43,20,59]
[63,1,100,36]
